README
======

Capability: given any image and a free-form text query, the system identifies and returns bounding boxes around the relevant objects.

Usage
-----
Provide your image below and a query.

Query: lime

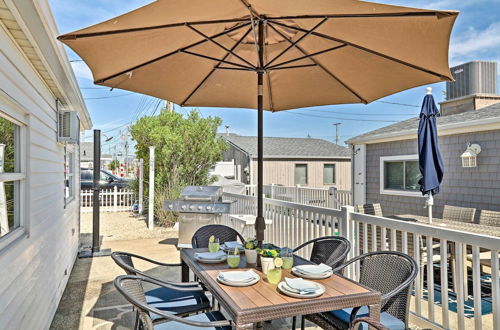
[209,235,215,243]
[274,257,283,268]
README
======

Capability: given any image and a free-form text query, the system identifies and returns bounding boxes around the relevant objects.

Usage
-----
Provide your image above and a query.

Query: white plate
[221,245,245,253]
[217,272,260,287]
[277,281,325,299]
[194,255,227,264]
[291,266,333,280]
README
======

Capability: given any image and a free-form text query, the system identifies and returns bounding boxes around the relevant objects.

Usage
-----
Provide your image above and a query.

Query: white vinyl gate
[80,187,136,213]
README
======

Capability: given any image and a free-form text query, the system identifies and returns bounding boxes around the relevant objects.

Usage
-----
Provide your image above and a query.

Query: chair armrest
[350,317,388,330]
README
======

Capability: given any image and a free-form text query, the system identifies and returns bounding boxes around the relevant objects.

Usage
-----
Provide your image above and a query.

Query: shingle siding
[365,130,500,221]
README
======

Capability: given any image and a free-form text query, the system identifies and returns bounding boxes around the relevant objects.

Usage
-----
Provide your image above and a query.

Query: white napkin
[294,263,332,275]
[284,277,320,294]
[218,269,258,283]
[195,251,226,260]
[224,241,243,249]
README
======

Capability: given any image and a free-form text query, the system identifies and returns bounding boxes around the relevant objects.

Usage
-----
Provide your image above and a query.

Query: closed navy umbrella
[418,87,444,223]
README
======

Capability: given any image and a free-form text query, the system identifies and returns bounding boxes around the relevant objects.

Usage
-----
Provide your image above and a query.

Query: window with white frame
[380,155,422,196]
[0,115,23,240]
[323,164,336,184]
[65,149,75,203]
[295,164,308,185]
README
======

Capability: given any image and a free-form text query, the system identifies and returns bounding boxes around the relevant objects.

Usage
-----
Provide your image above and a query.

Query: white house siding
[365,130,500,220]
[0,4,86,329]
[251,158,352,190]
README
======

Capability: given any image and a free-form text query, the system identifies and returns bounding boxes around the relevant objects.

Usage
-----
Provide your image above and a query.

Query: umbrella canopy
[58,0,457,243]
[418,90,444,196]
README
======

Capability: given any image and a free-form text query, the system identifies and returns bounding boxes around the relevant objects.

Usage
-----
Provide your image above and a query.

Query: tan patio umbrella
[58,0,458,245]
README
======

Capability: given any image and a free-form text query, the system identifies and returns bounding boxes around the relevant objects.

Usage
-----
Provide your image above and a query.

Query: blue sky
[48,0,500,150]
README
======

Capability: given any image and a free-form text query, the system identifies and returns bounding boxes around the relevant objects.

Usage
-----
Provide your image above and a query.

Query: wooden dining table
[181,248,381,329]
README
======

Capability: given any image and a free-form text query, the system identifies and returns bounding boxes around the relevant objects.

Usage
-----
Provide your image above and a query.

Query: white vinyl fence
[81,187,136,213]
[245,184,352,209]
[222,192,500,330]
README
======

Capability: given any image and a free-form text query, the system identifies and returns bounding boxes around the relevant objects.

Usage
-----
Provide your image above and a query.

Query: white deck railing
[223,192,500,330]
[244,184,352,209]
[81,187,136,213]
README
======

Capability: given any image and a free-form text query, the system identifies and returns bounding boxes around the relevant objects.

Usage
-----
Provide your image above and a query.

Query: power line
[376,100,420,108]
[84,92,135,100]
[286,111,400,123]
[305,108,417,117]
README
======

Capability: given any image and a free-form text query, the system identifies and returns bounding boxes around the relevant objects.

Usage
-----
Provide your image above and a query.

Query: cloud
[450,22,500,65]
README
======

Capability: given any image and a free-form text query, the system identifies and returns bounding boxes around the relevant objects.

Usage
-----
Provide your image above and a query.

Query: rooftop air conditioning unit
[58,110,80,144]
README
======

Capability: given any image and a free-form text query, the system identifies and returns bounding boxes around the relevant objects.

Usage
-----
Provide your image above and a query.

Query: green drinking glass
[227,249,240,268]
[267,268,282,284]
[208,238,220,253]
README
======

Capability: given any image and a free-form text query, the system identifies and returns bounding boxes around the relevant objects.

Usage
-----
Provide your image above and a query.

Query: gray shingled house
[220,134,351,190]
[347,63,500,220]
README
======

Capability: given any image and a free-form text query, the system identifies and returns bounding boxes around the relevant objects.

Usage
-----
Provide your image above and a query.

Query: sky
[48,0,500,153]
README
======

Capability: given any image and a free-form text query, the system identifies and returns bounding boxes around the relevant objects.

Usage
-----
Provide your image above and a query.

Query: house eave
[250,155,351,160]
[347,116,500,145]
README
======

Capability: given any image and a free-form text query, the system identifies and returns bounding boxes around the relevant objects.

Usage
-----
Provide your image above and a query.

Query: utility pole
[333,122,341,145]
[163,100,174,113]
[124,126,129,177]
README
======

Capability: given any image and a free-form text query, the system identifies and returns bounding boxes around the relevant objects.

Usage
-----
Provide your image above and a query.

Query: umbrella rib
[267,23,367,104]
[265,18,328,68]
[180,27,253,106]
[58,18,250,40]
[265,12,450,20]
[266,44,347,70]
[186,24,256,69]
[181,50,254,70]
[268,64,318,70]
[94,22,250,85]
[271,20,451,81]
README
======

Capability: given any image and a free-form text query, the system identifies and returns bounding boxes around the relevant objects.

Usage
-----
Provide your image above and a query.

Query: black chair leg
[292,316,297,330]
[134,311,139,330]
[301,315,305,330]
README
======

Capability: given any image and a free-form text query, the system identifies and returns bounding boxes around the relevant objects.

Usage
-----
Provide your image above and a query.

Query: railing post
[148,146,155,229]
[271,183,275,199]
[138,158,144,214]
[328,186,337,209]
[113,186,118,212]
[340,205,355,278]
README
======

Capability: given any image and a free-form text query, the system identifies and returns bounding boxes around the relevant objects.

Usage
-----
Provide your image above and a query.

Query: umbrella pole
[427,193,434,224]
[255,19,266,247]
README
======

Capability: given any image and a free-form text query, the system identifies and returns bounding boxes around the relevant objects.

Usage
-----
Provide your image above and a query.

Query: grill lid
[180,185,222,201]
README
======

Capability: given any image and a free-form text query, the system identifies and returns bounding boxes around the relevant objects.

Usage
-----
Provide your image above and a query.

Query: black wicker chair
[191,224,245,248]
[292,236,351,330]
[350,317,388,330]
[111,252,210,329]
[293,236,351,268]
[114,275,231,330]
[304,251,418,330]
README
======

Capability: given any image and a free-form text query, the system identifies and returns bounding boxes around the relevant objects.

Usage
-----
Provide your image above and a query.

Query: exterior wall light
[461,143,481,168]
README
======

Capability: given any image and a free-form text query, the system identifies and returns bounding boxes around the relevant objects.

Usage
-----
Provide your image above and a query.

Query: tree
[108,159,120,172]
[131,109,228,225]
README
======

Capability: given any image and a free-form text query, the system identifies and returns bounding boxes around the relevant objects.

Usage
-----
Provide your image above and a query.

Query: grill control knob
[168,204,173,209]
[189,205,195,210]
[206,206,212,211]
[181,205,186,210]
[198,205,203,210]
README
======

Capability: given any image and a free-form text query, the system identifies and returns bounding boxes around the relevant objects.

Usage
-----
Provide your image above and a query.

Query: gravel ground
[80,212,178,247]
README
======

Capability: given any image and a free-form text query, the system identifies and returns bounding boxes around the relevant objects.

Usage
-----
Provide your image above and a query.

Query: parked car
[80,168,130,190]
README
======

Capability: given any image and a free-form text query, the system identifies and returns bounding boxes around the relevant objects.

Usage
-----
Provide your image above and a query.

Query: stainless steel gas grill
[163,186,232,248]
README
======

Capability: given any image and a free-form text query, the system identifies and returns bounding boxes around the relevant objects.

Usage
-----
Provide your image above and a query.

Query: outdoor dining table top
[180,248,381,328]
[391,214,500,238]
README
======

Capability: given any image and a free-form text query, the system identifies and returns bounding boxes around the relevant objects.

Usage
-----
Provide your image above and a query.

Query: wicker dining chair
[304,251,418,330]
[111,252,210,329]
[114,275,231,330]
[191,224,245,248]
[293,236,351,268]
[292,236,351,330]
[356,204,383,217]
[350,317,388,330]
[442,205,476,223]
[479,209,500,227]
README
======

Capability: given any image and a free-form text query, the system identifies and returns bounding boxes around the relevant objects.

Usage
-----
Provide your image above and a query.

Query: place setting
[220,240,245,253]
[194,250,227,264]
[291,263,334,279]
[277,277,326,299]
[217,269,260,287]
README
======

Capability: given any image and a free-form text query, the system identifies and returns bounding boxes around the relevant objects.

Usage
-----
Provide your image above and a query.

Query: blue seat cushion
[153,311,230,330]
[145,286,210,320]
[327,306,404,330]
